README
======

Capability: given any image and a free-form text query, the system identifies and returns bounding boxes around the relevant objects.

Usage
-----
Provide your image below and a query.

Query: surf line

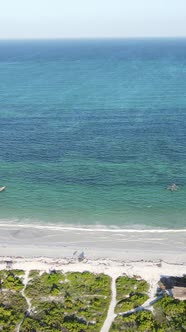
[0,223,185,233]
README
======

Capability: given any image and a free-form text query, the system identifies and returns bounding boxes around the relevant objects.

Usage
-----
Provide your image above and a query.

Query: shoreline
[0,222,185,264]
[1,221,186,233]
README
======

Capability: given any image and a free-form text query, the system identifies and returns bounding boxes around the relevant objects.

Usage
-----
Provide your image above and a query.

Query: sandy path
[16,270,32,332]
[100,276,117,332]
[21,270,32,313]
[118,294,163,317]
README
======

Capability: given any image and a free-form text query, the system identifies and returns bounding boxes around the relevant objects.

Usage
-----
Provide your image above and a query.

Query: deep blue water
[0,39,186,228]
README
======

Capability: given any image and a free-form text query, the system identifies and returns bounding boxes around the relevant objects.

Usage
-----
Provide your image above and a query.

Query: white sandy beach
[0,223,185,263]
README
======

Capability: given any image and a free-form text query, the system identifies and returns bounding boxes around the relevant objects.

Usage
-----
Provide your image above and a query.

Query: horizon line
[0,36,186,41]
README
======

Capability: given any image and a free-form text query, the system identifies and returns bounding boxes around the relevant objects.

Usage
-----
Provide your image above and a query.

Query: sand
[0,222,185,263]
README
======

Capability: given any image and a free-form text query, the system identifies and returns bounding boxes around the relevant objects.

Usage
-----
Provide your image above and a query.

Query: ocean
[0,38,185,229]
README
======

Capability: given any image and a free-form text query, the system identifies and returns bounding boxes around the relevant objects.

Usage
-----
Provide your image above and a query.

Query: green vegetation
[116,276,149,301]
[111,296,186,332]
[111,285,186,332]
[21,271,111,331]
[0,269,185,332]
[28,269,40,278]
[115,276,149,313]
[0,270,27,332]
[153,295,186,331]
[25,270,66,303]
[115,293,148,313]
[110,310,157,332]
[0,269,24,291]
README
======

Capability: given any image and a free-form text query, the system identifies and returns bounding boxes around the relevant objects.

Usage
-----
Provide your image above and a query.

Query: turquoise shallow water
[0,39,186,229]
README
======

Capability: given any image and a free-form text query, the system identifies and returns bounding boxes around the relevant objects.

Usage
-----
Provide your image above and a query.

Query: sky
[0,0,186,39]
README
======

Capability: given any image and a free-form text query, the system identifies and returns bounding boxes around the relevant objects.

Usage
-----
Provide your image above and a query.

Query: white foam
[0,221,185,233]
